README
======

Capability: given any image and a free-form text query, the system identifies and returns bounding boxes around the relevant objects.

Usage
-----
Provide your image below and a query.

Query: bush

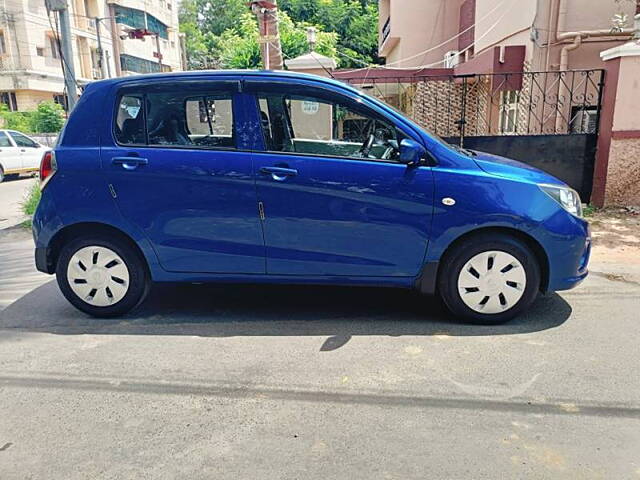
[0,108,35,133]
[21,182,41,229]
[0,101,65,134]
[32,101,65,133]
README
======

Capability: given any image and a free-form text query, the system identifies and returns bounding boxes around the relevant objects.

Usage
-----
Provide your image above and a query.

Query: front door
[8,131,43,171]
[102,81,264,274]
[247,82,434,277]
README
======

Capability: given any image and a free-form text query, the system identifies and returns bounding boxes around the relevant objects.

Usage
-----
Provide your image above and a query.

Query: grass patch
[583,204,597,217]
[21,182,41,228]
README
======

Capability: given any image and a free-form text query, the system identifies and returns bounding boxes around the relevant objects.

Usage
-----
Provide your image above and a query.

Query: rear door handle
[259,166,298,180]
[112,156,148,170]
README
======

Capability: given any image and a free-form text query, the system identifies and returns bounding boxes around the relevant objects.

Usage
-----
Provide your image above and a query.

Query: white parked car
[0,130,48,182]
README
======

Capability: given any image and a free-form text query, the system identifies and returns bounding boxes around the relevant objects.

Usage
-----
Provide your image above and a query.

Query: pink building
[378,0,636,73]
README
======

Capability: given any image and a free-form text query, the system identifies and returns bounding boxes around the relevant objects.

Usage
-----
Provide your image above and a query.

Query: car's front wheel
[438,234,541,324]
[56,235,149,317]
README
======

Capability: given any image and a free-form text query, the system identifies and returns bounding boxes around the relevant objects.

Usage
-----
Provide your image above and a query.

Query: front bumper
[543,219,591,292]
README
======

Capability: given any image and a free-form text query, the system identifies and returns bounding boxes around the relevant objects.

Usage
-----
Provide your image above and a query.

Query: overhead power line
[383,0,508,68]
[340,0,517,75]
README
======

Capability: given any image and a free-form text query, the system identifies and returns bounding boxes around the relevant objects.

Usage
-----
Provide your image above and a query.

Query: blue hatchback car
[33,71,590,324]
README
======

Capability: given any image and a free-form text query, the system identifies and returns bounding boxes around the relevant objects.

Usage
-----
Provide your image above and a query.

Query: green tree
[179,0,379,69]
[279,0,380,67]
[216,11,337,69]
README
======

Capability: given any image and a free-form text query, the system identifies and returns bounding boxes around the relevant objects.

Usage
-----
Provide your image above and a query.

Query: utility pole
[109,4,122,76]
[178,32,188,71]
[46,0,78,110]
[58,7,78,109]
[94,17,108,79]
[250,0,283,70]
[105,49,112,78]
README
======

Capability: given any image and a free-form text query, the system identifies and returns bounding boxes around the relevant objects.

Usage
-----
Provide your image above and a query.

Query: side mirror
[399,139,427,166]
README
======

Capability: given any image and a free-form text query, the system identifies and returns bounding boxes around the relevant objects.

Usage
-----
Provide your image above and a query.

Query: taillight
[40,150,57,189]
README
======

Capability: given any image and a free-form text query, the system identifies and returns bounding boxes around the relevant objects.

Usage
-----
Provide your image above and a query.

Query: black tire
[0,165,5,183]
[56,234,150,317]
[437,233,541,325]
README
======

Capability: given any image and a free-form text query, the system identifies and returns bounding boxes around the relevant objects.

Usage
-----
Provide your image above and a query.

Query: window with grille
[120,54,161,74]
[0,92,17,111]
[49,36,60,59]
[499,90,519,134]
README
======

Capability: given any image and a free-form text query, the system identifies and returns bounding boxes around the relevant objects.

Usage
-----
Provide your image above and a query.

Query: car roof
[88,70,361,95]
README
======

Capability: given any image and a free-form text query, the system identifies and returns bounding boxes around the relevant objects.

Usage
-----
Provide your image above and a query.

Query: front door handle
[260,166,298,181]
[112,156,148,171]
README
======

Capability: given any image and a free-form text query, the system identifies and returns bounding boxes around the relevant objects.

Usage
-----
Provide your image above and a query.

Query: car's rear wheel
[438,234,541,324]
[0,166,5,183]
[56,235,149,317]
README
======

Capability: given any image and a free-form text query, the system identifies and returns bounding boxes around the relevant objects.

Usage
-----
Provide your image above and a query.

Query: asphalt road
[1,222,639,478]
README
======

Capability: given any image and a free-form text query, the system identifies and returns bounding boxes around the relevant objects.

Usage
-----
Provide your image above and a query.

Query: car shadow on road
[0,280,572,345]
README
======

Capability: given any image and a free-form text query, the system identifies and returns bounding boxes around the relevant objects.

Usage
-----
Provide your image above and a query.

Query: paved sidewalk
[0,177,36,230]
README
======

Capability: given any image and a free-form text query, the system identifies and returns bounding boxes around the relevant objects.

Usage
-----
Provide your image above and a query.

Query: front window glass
[9,131,38,148]
[257,93,404,162]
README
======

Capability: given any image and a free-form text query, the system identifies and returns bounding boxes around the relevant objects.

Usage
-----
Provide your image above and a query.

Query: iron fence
[342,69,605,142]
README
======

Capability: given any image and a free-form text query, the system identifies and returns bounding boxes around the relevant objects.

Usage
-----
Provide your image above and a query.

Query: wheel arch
[45,222,151,277]
[419,226,550,294]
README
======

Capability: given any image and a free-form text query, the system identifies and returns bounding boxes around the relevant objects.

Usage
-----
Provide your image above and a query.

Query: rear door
[102,80,264,274]
[8,131,43,170]
[0,131,23,173]
[246,81,434,277]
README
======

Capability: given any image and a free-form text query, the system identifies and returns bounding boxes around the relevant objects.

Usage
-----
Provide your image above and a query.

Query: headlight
[539,184,583,217]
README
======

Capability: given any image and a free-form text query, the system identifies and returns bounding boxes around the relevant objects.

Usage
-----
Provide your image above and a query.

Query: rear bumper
[35,247,54,274]
[32,187,63,275]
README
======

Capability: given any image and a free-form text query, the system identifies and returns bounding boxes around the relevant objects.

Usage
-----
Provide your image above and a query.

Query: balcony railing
[381,17,391,45]
[0,56,17,71]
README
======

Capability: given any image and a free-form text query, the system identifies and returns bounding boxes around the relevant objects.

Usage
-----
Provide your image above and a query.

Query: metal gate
[342,69,605,200]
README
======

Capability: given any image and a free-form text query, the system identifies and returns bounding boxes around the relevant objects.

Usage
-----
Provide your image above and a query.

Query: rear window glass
[0,131,12,147]
[114,88,236,150]
[147,93,234,149]
[115,95,144,145]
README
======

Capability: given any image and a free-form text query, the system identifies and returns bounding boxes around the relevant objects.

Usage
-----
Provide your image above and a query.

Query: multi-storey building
[109,0,182,76]
[378,0,637,71]
[0,0,182,112]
